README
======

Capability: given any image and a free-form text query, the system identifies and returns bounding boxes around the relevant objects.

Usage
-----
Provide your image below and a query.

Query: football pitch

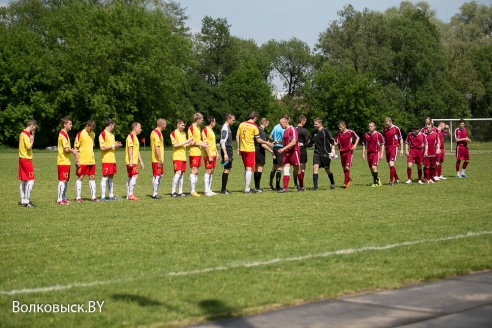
[1,145,491,327]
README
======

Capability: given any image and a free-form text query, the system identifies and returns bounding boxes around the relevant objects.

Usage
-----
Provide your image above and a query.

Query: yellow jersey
[187,124,202,157]
[150,129,164,163]
[57,130,71,165]
[74,129,95,165]
[125,132,139,165]
[238,121,259,152]
[170,129,187,161]
[201,126,217,157]
[18,130,32,159]
[99,130,116,164]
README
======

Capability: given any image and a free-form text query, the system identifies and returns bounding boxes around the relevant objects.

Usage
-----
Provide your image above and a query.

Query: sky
[177,0,491,48]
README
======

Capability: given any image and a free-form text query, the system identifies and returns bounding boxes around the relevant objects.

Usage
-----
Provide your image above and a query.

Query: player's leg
[406,160,413,184]
[280,164,290,192]
[312,163,320,190]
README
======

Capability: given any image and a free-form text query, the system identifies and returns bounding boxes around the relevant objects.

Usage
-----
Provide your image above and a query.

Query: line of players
[17,114,471,206]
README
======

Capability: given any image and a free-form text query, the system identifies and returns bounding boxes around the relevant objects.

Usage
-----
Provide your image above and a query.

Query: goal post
[432,118,492,152]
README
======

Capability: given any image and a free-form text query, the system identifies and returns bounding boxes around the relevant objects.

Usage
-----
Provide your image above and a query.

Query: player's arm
[399,138,404,156]
[155,144,163,166]
[128,146,133,166]
[352,133,360,150]
[261,143,275,157]
[138,150,144,169]
[362,143,366,160]
[256,135,274,148]
[235,133,240,153]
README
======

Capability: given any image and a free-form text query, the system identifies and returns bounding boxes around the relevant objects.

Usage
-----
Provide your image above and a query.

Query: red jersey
[362,131,384,153]
[283,126,300,152]
[406,132,426,149]
[455,128,468,148]
[383,125,402,148]
[335,129,359,152]
[437,129,445,150]
[421,126,438,134]
[425,131,438,156]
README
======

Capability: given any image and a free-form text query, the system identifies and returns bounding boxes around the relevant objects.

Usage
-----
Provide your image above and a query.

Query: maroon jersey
[283,126,300,152]
[362,131,385,153]
[437,129,445,150]
[425,131,438,156]
[455,127,468,148]
[335,129,359,152]
[406,132,426,149]
[383,125,402,148]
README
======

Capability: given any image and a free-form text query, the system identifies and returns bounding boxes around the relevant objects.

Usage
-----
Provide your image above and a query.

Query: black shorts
[273,147,283,166]
[255,150,266,166]
[313,154,331,169]
[300,148,308,164]
[221,148,233,169]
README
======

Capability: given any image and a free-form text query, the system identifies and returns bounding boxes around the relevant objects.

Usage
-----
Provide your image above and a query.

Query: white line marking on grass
[1,231,491,296]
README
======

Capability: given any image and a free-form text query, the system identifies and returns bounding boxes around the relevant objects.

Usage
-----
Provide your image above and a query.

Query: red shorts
[407,149,423,165]
[386,147,398,162]
[77,164,96,176]
[240,151,255,168]
[367,152,380,167]
[126,164,138,177]
[456,146,469,161]
[340,151,353,168]
[18,158,35,181]
[282,150,300,166]
[152,162,164,176]
[204,156,217,170]
[423,156,437,167]
[173,160,187,173]
[436,150,444,164]
[102,163,117,176]
[58,165,71,181]
[189,156,202,168]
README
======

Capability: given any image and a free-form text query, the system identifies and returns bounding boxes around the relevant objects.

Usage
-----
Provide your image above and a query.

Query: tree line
[0,0,490,147]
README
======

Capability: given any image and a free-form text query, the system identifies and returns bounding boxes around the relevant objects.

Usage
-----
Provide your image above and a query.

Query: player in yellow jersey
[187,112,208,197]
[150,118,167,199]
[57,117,78,205]
[125,122,144,200]
[170,119,194,197]
[74,119,99,202]
[99,119,123,201]
[202,116,220,196]
[236,111,273,193]
[18,119,37,207]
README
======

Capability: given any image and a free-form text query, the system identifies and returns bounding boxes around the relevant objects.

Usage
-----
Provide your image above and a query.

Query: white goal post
[432,118,492,152]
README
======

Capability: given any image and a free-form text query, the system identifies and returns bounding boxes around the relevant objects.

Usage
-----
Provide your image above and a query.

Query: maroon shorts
[456,146,469,161]
[152,162,164,176]
[386,147,398,162]
[367,152,380,167]
[102,163,117,176]
[204,156,217,170]
[436,150,444,164]
[407,149,423,165]
[77,164,96,176]
[340,151,353,168]
[173,160,187,173]
[423,156,437,167]
[18,158,35,181]
[189,156,202,168]
[126,164,138,177]
[58,165,71,181]
[282,150,300,166]
[240,151,255,168]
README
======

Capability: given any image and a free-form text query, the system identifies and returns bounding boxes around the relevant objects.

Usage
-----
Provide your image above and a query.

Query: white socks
[19,181,34,204]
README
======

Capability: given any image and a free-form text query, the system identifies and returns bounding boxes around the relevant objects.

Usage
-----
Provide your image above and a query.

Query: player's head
[176,119,186,130]
[248,111,258,121]
[279,117,289,129]
[60,117,72,131]
[426,122,433,132]
[458,119,465,128]
[314,118,323,130]
[26,119,37,133]
[438,121,449,131]
[85,119,96,132]
[412,125,420,135]
[131,122,142,135]
[206,116,216,127]
[424,117,432,126]
[368,122,376,132]
[104,118,115,130]
[282,113,290,122]
[225,113,235,125]
[338,120,346,131]
[193,112,203,124]
[297,115,306,125]
[384,117,393,127]
[157,118,167,130]
[260,118,269,128]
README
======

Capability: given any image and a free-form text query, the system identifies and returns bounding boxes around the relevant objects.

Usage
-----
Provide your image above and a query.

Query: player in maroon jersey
[362,122,385,187]
[277,117,303,192]
[334,120,359,188]
[423,122,440,184]
[383,117,403,186]
[405,125,427,184]
[435,121,449,180]
[455,119,471,178]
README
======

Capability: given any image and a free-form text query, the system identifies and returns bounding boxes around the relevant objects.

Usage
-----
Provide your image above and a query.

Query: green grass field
[1,144,491,327]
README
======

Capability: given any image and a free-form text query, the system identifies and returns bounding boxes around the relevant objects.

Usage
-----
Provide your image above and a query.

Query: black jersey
[295,126,309,149]
[308,128,335,157]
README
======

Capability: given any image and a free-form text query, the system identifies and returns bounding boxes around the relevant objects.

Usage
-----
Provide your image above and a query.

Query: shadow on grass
[197,299,255,327]
[111,294,162,307]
